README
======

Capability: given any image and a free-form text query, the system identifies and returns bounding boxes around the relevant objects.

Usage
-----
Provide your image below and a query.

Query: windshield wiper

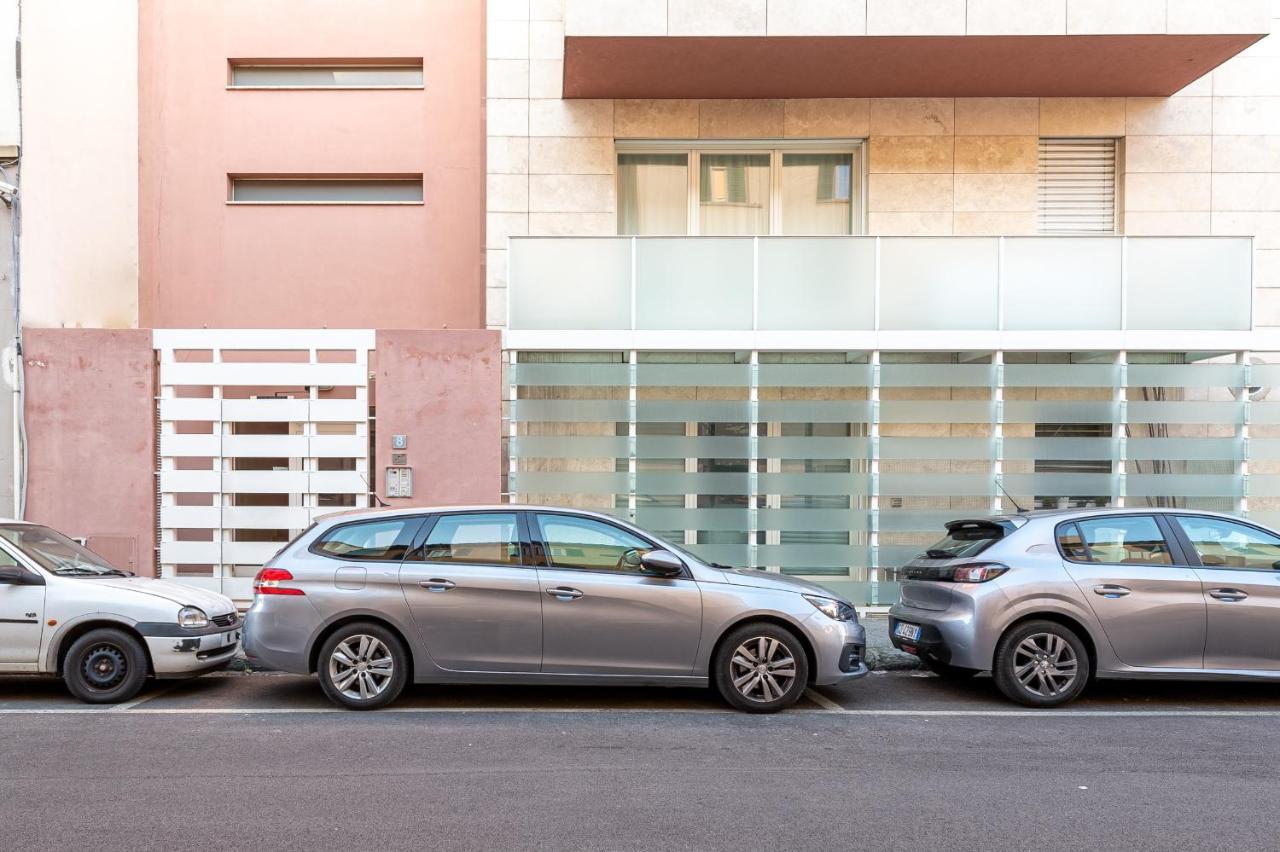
[925,549,956,559]
[53,566,129,577]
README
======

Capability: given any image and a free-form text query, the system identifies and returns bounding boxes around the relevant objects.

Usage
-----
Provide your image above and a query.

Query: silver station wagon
[244,506,867,712]
[890,508,1280,706]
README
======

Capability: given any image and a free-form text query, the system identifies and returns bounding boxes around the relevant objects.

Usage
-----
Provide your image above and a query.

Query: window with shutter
[1037,138,1117,235]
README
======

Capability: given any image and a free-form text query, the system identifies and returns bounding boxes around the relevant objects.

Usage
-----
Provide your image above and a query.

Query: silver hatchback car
[890,507,1280,707]
[244,506,867,712]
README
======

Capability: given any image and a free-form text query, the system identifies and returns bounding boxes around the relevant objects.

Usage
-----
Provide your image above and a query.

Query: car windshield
[921,521,1010,560]
[0,524,129,576]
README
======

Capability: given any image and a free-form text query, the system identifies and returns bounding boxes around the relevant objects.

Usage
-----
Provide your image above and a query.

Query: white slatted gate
[155,330,376,601]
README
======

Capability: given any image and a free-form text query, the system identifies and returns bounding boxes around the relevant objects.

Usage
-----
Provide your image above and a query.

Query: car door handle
[545,586,583,601]
[419,579,456,592]
[1092,584,1131,598]
[1208,588,1249,602]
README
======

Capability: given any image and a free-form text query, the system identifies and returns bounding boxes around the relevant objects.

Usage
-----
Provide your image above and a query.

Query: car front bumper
[806,613,870,685]
[143,624,241,678]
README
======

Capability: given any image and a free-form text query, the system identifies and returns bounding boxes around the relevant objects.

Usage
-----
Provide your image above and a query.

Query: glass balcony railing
[506,235,1254,333]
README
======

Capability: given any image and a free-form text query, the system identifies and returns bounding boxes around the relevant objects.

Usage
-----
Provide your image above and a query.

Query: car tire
[923,658,979,681]
[713,623,810,714]
[317,622,409,711]
[63,628,149,704]
[993,620,1090,708]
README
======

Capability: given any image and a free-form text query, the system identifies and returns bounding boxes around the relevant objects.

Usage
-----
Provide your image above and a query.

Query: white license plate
[894,622,922,642]
[221,630,240,648]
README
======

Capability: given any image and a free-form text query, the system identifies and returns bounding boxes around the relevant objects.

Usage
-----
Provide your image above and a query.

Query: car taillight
[951,562,1009,583]
[253,567,304,596]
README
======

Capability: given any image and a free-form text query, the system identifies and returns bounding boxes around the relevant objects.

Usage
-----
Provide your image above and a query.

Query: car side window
[313,518,416,561]
[1056,524,1090,562]
[534,514,653,573]
[1072,516,1173,565]
[419,513,521,566]
[1173,516,1280,570]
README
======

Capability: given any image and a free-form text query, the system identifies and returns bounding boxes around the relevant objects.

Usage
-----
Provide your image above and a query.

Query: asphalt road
[4,671,1280,851]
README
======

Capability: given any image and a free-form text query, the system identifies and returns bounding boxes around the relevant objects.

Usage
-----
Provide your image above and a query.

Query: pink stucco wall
[374,330,502,507]
[138,0,485,330]
[22,329,156,576]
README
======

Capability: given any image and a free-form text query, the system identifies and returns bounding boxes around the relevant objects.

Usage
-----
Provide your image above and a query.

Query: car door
[0,545,46,669]
[1059,514,1205,669]
[399,511,542,673]
[1167,514,1280,672]
[529,512,701,676]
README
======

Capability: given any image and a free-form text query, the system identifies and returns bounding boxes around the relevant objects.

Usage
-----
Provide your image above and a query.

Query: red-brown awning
[564,34,1263,99]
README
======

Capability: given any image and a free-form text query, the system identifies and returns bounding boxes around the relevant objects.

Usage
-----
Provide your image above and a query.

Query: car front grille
[211,612,239,628]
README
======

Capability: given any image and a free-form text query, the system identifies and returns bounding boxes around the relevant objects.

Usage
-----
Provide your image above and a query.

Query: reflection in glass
[782,153,854,235]
[699,154,771,235]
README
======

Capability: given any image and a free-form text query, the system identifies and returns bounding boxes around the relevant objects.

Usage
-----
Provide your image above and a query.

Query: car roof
[314,504,624,525]
[956,507,1252,526]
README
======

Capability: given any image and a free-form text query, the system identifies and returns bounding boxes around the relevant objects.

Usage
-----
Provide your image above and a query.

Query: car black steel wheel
[63,628,149,704]
[713,623,810,713]
[317,621,409,710]
[993,620,1091,708]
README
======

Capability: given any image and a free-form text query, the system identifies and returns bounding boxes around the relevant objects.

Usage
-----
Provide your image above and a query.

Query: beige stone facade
[487,1,1280,328]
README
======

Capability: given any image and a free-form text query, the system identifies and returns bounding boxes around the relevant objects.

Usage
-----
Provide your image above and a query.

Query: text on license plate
[894,622,922,642]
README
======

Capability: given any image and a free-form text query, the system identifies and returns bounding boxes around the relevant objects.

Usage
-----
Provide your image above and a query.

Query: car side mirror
[639,550,683,578]
[0,565,28,585]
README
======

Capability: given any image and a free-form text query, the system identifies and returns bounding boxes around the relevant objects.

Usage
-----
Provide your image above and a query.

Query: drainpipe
[4,3,21,520]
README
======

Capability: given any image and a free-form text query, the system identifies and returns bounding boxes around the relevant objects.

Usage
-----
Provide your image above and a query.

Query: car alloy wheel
[81,643,128,691]
[1012,632,1078,698]
[328,634,396,701]
[729,636,798,704]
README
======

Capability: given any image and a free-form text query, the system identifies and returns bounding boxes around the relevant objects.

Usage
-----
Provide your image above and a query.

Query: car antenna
[995,478,1027,514]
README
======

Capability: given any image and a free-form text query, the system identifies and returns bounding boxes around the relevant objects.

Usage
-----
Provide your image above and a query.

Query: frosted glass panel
[508,349,1271,603]
[757,238,875,330]
[1126,238,1252,330]
[635,239,753,329]
[1003,237,1122,330]
[508,238,632,330]
[879,238,999,330]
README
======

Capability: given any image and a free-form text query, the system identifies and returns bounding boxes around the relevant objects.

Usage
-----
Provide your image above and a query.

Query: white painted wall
[20,0,138,328]
[0,0,19,150]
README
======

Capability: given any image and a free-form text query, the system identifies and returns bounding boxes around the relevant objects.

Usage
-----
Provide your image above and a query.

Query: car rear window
[312,518,418,561]
[922,521,1009,560]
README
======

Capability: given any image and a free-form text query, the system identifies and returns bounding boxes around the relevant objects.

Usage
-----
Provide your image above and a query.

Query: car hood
[720,568,847,600]
[81,576,236,616]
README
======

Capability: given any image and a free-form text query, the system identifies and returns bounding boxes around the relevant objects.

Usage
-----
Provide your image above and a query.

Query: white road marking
[2,706,1280,717]
[108,683,179,712]
[804,689,844,711]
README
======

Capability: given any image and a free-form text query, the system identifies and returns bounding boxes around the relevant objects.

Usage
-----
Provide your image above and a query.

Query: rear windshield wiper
[925,549,956,559]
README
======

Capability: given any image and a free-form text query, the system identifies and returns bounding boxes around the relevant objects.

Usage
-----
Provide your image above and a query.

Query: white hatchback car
[0,520,241,703]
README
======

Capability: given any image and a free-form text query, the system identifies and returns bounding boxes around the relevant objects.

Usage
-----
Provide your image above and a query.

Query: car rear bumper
[888,601,989,671]
[242,598,320,674]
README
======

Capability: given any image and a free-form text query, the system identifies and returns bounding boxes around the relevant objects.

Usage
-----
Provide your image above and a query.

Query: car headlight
[177,606,209,629]
[803,594,857,622]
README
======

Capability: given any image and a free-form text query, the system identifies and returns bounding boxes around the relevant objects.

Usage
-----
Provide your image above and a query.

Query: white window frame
[226,175,424,206]
[615,139,867,236]
[227,61,425,90]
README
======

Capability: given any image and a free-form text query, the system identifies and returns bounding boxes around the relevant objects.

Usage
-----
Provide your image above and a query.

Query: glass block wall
[506,350,1264,605]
